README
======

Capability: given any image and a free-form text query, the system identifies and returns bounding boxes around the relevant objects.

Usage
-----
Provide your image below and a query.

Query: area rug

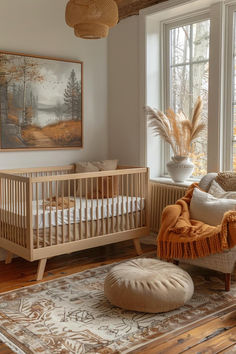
[0,258,236,354]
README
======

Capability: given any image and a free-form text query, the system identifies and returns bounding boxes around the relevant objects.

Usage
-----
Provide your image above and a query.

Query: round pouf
[104,258,194,313]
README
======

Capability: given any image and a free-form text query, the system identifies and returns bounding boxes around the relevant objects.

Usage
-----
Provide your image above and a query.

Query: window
[232,11,236,170]
[166,19,210,176]
[143,0,236,180]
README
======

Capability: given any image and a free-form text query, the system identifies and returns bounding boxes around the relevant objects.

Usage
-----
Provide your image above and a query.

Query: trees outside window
[165,19,210,176]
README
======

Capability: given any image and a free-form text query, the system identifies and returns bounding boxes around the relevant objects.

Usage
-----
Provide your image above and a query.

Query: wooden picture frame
[0,51,83,151]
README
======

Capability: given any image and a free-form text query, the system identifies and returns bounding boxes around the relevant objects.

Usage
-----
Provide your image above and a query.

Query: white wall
[0,0,108,169]
[108,16,140,166]
[0,0,108,259]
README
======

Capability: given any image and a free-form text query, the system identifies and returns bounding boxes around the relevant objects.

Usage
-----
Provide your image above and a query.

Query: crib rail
[0,164,74,178]
[0,166,149,261]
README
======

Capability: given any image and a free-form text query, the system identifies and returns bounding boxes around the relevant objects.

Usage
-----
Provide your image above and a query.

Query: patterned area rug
[0,258,236,354]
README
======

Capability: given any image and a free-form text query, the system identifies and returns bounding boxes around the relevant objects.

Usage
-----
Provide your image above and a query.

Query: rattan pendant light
[65,0,119,39]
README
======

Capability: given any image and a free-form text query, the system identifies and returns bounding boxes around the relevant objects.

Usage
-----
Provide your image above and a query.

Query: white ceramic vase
[166,155,194,183]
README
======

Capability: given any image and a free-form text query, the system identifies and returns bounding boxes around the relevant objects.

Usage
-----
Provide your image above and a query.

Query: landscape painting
[0,51,83,150]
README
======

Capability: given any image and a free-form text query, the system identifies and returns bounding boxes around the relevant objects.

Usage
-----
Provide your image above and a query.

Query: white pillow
[190,188,236,226]
[208,180,236,199]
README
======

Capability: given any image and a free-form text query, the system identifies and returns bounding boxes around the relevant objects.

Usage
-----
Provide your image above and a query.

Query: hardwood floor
[0,241,235,353]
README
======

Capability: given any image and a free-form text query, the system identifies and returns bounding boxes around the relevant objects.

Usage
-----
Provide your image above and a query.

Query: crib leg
[133,238,143,255]
[5,251,13,264]
[225,273,231,292]
[36,258,47,281]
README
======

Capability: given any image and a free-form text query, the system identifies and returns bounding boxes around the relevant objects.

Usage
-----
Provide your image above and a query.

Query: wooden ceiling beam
[116,0,167,20]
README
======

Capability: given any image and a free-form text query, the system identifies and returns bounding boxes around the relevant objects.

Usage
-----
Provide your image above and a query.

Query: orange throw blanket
[157,183,236,259]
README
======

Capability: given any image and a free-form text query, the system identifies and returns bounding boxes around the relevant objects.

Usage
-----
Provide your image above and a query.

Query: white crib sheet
[30,196,144,229]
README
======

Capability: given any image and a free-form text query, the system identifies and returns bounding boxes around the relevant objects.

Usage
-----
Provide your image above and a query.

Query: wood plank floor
[0,241,235,354]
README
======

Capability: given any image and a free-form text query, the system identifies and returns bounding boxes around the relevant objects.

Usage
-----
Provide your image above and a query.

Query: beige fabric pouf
[104,258,194,313]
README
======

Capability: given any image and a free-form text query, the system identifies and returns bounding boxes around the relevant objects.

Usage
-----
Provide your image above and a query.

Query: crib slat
[13,181,15,242]
[13,180,15,243]
[68,180,71,243]
[26,179,33,254]
[121,175,124,231]
[18,181,20,245]
[96,177,99,236]
[112,176,114,233]
[7,179,10,241]
[2,179,5,240]
[141,173,144,226]
[14,180,17,243]
[62,180,65,243]
[42,182,46,247]
[19,181,21,245]
[24,182,27,247]
[13,181,16,243]
[49,181,52,246]
[101,177,104,235]
[9,180,11,241]
[131,174,134,229]
[9,180,12,241]
[36,182,39,249]
[7,179,9,241]
[2,179,4,240]
[14,180,17,245]
[73,179,76,241]
[56,180,59,244]
[79,179,82,239]
[0,179,2,240]
[4,179,6,240]
[10,180,12,242]
[22,181,24,244]
[106,176,109,234]
[0,179,1,239]
[91,178,93,238]
[116,175,119,232]
[136,174,139,228]
[126,174,129,230]
[85,178,88,238]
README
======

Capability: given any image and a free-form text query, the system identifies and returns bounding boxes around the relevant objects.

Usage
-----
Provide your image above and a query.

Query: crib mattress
[1,196,144,230]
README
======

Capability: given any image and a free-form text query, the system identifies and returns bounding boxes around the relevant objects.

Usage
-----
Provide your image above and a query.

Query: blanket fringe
[158,232,224,260]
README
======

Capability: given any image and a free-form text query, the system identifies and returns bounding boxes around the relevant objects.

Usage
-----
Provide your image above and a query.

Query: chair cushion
[199,173,217,192]
[216,171,236,191]
[190,188,236,226]
[104,258,194,313]
[208,180,236,199]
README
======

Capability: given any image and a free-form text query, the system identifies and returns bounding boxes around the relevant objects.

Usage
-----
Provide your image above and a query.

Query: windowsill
[150,176,200,187]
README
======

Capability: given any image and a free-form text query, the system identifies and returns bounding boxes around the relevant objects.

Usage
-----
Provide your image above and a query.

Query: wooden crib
[0,165,150,280]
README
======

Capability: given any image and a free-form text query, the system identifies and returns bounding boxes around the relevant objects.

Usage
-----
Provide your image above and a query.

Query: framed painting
[0,51,83,151]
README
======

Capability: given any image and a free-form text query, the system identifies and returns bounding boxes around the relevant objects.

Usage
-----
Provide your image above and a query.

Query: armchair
[174,173,236,291]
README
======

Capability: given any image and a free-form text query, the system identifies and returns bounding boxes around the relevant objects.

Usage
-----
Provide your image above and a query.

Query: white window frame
[139,0,233,181]
[162,13,211,176]
[224,3,236,170]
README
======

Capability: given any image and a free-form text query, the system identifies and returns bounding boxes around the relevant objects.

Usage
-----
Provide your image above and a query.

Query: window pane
[169,19,210,177]
[170,25,190,65]
[233,142,236,171]
[170,65,190,114]
[192,62,209,175]
[192,21,210,61]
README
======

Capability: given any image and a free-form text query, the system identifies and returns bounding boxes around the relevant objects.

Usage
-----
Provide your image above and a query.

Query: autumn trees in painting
[0,52,83,150]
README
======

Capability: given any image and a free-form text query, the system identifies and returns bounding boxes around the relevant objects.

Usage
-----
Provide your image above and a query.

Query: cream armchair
[175,173,236,291]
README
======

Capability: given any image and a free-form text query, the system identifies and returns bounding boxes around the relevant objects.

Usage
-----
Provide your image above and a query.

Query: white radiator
[150,182,187,233]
